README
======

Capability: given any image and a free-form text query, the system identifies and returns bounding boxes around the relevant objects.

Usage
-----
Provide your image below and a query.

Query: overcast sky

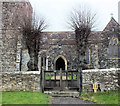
[29,0,120,31]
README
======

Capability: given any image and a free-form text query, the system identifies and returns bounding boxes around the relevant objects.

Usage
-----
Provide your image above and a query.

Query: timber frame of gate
[41,68,81,93]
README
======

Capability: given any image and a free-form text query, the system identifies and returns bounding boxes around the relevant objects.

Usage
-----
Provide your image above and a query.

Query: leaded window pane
[113,45,116,58]
[110,39,114,45]
[114,39,118,44]
[109,45,112,58]
[113,45,118,58]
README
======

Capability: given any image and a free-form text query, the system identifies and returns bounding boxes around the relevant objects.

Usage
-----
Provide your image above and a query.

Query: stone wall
[1,71,41,91]
[1,69,119,92]
[82,68,119,92]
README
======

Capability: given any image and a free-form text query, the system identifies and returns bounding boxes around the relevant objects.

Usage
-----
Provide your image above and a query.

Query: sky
[29,0,120,31]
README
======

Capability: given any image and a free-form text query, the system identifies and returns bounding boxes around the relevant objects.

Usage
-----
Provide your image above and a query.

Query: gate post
[66,70,68,88]
[78,68,82,95]
[42,67,45,93]
[60,68,62,90]
[78,70,80,92]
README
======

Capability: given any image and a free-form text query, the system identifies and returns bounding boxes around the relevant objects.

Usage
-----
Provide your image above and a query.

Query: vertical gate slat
[78,70,80,92]
[50,73,51,87]
[66,71,68,87]
[71,72,73,87]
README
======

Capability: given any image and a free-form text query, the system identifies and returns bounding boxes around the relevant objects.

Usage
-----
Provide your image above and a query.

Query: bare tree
[68,7,96,93]
[9,3,47,71]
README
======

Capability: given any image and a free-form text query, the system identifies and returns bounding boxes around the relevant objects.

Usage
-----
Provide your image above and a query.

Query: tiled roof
[40,17,119,45]
[88,31,102,43]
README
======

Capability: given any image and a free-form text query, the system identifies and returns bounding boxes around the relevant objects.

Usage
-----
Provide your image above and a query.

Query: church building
[0,0,120,73]
[0,0,119,92]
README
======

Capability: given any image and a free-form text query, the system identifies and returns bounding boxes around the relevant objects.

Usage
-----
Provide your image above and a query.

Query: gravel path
[51,97,94,104]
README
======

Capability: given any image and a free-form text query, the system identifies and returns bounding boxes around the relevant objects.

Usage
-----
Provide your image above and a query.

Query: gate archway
[56,57,65,70]
[54,55,67,70]
[42,55,80,91]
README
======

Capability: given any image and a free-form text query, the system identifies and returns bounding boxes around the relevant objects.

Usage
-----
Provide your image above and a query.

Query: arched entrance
[54,55,67,70]
[56,57,65,70]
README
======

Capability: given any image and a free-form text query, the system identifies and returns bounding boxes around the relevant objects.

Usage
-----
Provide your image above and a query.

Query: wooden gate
[41,69,80,91]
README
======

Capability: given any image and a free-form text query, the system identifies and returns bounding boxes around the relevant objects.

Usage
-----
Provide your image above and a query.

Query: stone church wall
[39,32,79,71]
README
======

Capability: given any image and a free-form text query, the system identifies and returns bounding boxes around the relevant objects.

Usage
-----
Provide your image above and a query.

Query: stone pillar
[38,56,41,72]
[21,49,30,71]
[94,45,100,69]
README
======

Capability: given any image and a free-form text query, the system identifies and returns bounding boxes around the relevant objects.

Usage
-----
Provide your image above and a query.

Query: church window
[109,45,112,58]
[109,38,119,58]
[114,39,118,44]
[113,45,117,57]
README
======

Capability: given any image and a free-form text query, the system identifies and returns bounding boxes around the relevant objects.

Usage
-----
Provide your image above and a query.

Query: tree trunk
[27,46,38,71]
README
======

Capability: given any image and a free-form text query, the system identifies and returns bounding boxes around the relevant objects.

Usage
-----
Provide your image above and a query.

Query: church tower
[0,0,32,72]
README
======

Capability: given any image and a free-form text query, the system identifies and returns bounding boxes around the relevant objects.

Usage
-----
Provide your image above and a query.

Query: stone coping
[1,68,120,75]
[1,71,41,75]
[82,68,120,72]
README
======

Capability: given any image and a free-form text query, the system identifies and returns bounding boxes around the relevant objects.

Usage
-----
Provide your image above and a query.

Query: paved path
[51,97,94,104]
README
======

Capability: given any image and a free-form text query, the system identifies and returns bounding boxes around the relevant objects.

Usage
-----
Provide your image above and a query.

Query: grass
[80,90,119,104]
[2,91,51,104]
[69,75,77,80]
[46,75,52,80]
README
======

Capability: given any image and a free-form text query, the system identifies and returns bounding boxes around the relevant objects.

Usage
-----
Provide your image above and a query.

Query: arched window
[109,38,119,58]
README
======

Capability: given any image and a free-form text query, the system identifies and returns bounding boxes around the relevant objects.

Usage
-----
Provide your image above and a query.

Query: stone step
[44,90,80,97]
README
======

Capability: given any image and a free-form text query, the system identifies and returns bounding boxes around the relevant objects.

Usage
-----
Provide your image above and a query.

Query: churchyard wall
[1,68,119,92]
